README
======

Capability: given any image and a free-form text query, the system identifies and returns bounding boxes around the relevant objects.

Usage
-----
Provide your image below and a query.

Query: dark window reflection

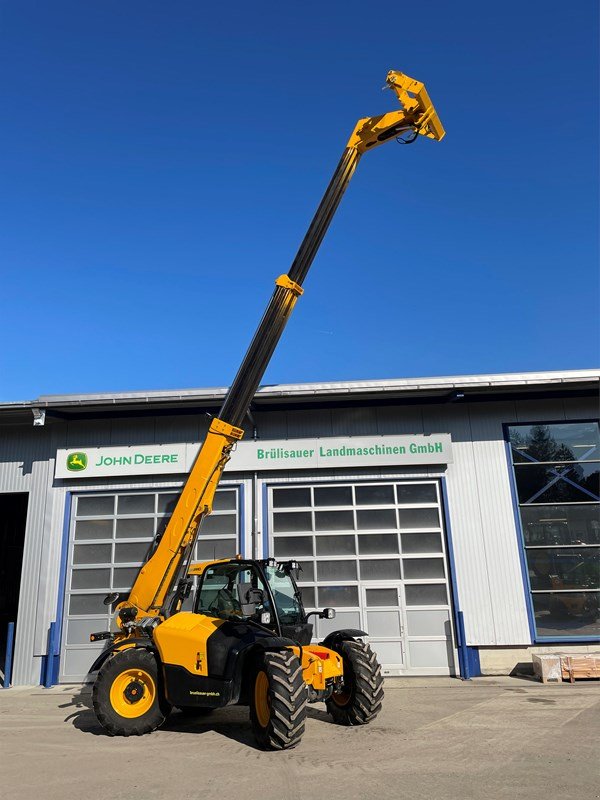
[521,505,600,546]
[508,423,600,463]
[526,548,600,591]
[531,592,600,638]
[514,463,600,504]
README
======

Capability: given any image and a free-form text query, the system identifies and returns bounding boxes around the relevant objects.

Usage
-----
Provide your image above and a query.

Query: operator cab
[192,558,328,646]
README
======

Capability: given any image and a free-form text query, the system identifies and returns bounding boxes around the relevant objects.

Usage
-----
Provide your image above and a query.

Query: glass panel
[157,493,178,514]
[69,594,107,615]
[112,567,139,588]
[115,517,155,539]
[273,487,311,508]
[71,568,110,590]
[114,541,151,564]
[358,533,399,555]
[201,514,237,536]
[399,507,440,529]
[520,504,600,546]
[315,510,354,531]
[409,640,451,668]
[405,584,448,606]
[317,610,360,638]
[117,494,154,514]
[406,609,451,636]
[366,610,401,637]
[355,485,394,505]
[273,511,312,533]
[401,532,443,554]
[300,586,315,608]
[316,560,357,581]
[73,543,112,565]
[195,538,237,560]
[274,536,313,557]
[213,490,237,511]
[296,561,314,581]
[359,559,401,580]
[514,463,600,504]
[76,495,114,517]
[366,588,399,607]
[74,519,113,540]
[368,640,403,665]
[356,509,397,530]
[396,483,438,504]
[525,548,600,591]
[315,535,355,556]
[403,558,445,580]
[66,618,106,645]
[314,486,352,506]
[317,585,359,607]
[508,422,600,463]
[532,592,600,638]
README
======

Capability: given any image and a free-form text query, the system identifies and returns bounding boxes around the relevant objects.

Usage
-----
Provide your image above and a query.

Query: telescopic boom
[123,70,445,621]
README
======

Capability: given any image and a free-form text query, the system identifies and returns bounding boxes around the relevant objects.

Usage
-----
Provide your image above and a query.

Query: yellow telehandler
[89,70,445,749]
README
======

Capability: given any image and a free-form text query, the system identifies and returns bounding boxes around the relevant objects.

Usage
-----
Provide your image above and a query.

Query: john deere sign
[55,434,452,479]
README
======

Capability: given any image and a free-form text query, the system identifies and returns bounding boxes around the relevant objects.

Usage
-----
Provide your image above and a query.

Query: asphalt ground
[1,677,599,800]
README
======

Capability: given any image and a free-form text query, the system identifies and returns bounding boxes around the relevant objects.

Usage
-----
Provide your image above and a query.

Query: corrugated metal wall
[0,394,595,684]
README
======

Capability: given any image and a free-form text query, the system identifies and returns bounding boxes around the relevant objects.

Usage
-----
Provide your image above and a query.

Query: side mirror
[237,583,264,617]
[321,608,336,620]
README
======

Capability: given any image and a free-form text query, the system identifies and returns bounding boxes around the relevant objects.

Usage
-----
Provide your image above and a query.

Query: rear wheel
[249,650,307,750]
[92,648,171,736]
[326,639,383,725]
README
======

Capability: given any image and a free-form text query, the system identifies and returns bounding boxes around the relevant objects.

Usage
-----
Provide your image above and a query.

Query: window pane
[114,541,151,563]
[406,609,450,636]
[315,535,356,556]
[115,518,155,539]
[366,610,401,637]
[403,558,445,580]
[74,519,113,540]
[317,560,357,581]
[355,485,394,505]
[531,592,600,638]
[526,548,600,591]
[76,495,114,517]
[73,543,112,565]
[520,504,600,546]
[356,509,397,530]
[117,494,154,514]
[396,484,438,504]
[67,618,106,645]
[314,486,352,506]
[202,514,237,536]
[195,538,237,560]
[405,584,448,606]
[213,489,237,511]
[359,559,401,580]
[112,567,139,589]
[366,588,399,607]
[71,568,111,590]
[273,511,312,533]
[296,561,314,581]
[274,536,313,557]
[401,533,442,554]
[399,507,440,529]
[508,423,600,463]
[273,487,311,508]
[315,510,354,531]
[300,586,315,608]
[69,594,107,615]
[318,586,359,607]
[514,463,600,504]
[358,533,399,555]
[157,493,178,514]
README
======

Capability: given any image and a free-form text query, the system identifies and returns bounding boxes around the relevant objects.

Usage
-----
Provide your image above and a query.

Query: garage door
[269,480,456,675]
[59,486,241,682]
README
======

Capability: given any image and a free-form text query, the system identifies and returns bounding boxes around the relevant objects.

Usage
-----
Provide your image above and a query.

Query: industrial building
[0,368,598,687]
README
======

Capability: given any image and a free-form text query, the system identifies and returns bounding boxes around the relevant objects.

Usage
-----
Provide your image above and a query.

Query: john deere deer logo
[67,452,88,472]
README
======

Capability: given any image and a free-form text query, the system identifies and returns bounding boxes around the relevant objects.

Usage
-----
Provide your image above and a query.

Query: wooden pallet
[532,653,600,683]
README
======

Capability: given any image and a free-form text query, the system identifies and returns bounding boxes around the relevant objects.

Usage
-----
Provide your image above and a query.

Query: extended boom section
[124,69,444,621]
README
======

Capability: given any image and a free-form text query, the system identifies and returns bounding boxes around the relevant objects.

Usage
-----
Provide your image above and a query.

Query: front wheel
[249,650,307,750]
[92,648,171,736]
[326,640,383,725]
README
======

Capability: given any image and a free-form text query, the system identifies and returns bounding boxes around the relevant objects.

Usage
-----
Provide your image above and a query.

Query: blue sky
[1,0,598,401]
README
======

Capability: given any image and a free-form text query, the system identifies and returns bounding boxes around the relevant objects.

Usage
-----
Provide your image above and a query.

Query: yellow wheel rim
[109,668,156,719]
[254,670,271,728]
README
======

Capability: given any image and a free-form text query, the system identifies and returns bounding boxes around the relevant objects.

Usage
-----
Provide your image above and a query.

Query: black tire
[326,639,383,726]
[92,648,171,736]
[249,650,307,750]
